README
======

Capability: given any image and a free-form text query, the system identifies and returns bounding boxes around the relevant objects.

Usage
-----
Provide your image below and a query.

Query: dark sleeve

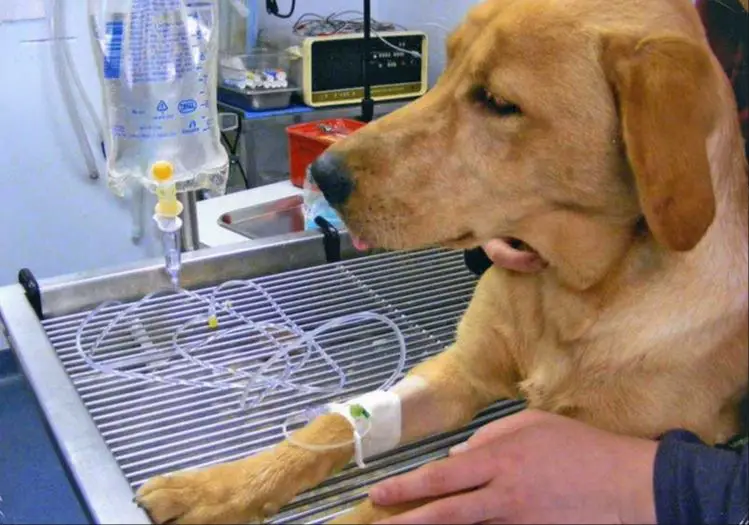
[463,247,493,277]
[654,429,748,525]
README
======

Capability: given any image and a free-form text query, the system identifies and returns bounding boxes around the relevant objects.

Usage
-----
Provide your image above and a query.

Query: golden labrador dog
[136,0,749,522]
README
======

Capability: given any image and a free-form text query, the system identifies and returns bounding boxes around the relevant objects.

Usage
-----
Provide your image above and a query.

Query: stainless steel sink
[219,195,310,239]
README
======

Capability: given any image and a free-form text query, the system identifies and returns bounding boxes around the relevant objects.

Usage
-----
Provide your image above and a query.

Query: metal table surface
[0,232,523,524]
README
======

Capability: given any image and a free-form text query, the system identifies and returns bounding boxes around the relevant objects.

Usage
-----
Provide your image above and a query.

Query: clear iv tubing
[48,0,101,179]
[75,279,406,450]
[162,229,182,287]
[62,8,105,144]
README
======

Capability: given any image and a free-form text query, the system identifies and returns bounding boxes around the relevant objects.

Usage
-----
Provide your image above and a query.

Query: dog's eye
[474,87,522,117]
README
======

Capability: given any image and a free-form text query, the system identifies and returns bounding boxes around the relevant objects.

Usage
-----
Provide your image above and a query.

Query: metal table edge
[34,231,363,318]
[0,285,150,524]
[37,233,319,294]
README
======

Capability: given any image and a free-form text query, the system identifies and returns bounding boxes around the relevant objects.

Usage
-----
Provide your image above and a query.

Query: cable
[220,113,250,189]
[371,30,422,59]
[266,0,296,19]
[292,11,404,36]
[75,279,407,451]
[291,11,422,59]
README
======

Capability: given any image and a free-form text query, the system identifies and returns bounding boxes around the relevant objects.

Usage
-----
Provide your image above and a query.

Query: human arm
[369,409,658,524]
[369,410,749,525]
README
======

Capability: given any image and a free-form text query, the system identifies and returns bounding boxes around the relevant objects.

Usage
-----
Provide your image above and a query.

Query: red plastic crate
[286,118,367,187]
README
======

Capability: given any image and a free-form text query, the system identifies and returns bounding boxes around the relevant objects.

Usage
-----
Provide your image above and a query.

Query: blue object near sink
[0,351,89,524]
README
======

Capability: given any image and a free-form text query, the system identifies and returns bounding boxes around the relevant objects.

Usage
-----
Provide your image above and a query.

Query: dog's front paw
[135,453,290,524]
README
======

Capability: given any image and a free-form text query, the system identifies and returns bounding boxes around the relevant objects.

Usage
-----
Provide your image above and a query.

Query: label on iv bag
[92,0,228,196]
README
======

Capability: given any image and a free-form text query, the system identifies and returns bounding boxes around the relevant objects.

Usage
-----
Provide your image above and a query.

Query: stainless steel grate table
[3,245,524,524]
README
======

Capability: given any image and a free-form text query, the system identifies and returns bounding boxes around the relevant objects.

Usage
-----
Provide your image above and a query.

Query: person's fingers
[482,239,546,273]
[374,489,494,525]
[449,410,548,455]
[370,448,495,506]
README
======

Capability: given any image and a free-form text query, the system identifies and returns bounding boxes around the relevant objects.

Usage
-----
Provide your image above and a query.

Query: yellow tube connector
[152,161,183,218]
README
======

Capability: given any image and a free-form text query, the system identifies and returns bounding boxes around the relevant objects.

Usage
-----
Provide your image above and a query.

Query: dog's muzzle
[309,152,354,206]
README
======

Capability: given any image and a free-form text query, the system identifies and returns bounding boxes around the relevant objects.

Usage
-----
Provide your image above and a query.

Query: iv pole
[360,0,375,123]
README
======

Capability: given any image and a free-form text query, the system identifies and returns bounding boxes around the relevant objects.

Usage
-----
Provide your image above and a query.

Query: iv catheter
[151,161,185,287]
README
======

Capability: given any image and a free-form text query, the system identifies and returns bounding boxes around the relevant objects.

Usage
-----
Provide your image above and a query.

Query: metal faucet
[178,191,201,252]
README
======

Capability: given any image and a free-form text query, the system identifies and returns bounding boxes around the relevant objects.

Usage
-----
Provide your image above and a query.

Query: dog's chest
[517,341,576,411]
[513,315,654,416]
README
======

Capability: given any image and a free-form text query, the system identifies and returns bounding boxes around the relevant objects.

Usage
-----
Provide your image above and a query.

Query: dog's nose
[309,152,354,206]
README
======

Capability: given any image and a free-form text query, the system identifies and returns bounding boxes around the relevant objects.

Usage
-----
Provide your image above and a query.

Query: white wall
[0,2,161,291]
[0,1,376,350]
[0,0,460,289]
[0,0,461,351]
[0,1,388,290]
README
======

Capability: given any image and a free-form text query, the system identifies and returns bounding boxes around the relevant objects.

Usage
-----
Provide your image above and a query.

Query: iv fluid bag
[89,0,229,196]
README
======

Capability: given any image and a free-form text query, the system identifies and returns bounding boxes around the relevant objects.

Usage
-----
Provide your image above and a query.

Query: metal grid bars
[39,248,523,523]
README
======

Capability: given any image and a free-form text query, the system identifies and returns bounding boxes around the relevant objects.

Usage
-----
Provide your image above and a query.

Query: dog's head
[311,0,727,282]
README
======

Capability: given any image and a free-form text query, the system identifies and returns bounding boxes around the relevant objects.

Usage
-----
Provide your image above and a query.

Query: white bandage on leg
[328,390,402,468]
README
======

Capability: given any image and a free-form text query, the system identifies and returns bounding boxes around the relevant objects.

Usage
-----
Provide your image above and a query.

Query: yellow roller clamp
[152,161,183,218]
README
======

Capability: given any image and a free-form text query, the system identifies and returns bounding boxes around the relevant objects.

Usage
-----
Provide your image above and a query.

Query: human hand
[482,239,546,273]
[369,410,658,524]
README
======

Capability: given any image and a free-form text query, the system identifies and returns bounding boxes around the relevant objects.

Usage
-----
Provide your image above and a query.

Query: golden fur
[136,0,749,522]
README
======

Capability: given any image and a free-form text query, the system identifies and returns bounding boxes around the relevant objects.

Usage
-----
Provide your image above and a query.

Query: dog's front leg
[134,349,504,525]
[136,268,522,525]
[325,337,521,524]
[135,411,356,524]
[328,267,525,524]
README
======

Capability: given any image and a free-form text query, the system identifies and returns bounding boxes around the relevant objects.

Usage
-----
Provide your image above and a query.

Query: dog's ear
[601,33,719,251]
